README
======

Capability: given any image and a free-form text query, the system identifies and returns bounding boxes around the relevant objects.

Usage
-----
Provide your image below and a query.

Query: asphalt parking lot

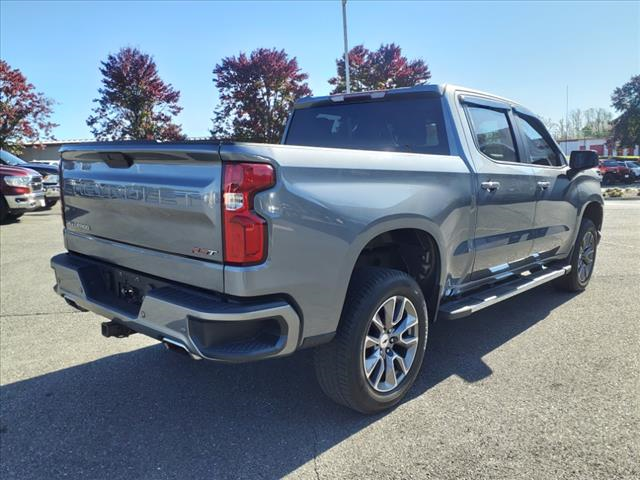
[1,203,638,480]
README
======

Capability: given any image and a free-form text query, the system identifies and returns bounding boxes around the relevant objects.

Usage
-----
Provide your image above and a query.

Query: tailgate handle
[102,152,133,168]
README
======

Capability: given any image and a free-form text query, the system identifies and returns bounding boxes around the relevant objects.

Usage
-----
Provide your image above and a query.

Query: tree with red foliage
[87,47,184,141]
[329,43,431,94]
[0,60,57,154]
[211,48,312,143]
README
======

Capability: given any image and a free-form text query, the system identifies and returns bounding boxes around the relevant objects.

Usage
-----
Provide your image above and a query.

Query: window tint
[515,114,562,166]
[285,97,449,155]
[466,106,518,162]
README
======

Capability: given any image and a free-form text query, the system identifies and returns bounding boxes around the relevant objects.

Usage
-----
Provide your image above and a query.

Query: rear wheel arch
[344,226,444,323]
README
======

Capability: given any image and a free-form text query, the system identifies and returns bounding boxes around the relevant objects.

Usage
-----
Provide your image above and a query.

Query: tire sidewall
[346,274,428,411]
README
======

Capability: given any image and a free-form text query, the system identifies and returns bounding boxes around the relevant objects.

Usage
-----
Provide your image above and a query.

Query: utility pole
[342,0,351,93]
[565,85,569,154]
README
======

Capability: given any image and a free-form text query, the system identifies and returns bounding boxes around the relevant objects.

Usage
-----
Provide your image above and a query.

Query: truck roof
[294,83,524,111]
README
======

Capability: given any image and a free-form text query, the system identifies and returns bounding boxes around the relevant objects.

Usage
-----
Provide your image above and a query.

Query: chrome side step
[439,265,571,320]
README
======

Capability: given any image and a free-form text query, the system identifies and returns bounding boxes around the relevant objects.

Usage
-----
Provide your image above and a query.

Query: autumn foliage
[211,48,312,143]
[0,60,57,154]
[329,43,431,94]
[87,47,184,141]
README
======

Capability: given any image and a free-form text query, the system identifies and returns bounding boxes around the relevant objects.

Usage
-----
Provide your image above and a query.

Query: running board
[439,265,572,320]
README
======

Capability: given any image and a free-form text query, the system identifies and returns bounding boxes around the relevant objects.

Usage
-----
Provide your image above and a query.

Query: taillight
[222,162,275,265]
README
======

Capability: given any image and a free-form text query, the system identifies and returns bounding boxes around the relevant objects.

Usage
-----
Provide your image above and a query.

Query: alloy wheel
[577,230,595,283]
[362,296,419,393]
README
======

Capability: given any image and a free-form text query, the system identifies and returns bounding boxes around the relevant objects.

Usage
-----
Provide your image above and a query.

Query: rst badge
[192,247,217,257]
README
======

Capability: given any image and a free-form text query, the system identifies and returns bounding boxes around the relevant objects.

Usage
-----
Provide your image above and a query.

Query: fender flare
[331,214,447,323]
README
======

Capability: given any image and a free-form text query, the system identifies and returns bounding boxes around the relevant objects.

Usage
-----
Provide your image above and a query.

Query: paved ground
[1,204,638,480]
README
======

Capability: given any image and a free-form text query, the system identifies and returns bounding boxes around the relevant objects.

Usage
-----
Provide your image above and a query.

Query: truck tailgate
[60,143,224,287]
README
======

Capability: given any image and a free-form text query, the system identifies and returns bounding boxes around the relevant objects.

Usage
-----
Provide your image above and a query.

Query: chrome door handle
[537,181,551,190]
[480,181,500,191]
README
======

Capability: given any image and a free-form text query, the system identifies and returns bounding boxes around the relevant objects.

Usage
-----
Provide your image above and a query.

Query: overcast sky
[1,0,638,139]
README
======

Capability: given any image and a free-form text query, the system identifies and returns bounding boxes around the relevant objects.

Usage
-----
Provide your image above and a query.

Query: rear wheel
[314,267,428,413]
[602,173,614,185]
[555,218,598,292]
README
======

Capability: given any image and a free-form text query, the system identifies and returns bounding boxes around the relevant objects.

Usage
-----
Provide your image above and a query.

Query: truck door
[512,110,576,259]
[459,96,538,281]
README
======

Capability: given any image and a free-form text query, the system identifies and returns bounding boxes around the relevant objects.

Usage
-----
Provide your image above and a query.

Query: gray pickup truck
[51,84,603,413]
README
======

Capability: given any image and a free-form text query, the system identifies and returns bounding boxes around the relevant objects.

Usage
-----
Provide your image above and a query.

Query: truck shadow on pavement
[0,284,577,479]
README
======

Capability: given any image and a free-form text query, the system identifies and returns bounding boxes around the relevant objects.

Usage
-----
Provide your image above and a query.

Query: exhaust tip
[162,337,202,360]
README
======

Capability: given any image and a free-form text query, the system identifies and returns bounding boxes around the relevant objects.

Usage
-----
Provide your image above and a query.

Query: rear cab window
[284,96,449,155]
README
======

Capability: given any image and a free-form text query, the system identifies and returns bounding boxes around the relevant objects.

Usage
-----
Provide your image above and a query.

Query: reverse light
[222,162,275,265]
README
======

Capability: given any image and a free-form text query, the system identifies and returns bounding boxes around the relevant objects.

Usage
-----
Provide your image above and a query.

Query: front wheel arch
[581,201,603,232]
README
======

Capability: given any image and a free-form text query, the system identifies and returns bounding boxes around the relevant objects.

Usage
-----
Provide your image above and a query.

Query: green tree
[610,75,640,146]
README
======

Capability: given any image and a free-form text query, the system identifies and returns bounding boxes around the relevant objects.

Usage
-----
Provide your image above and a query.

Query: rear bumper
[5,192,46,211]
[51,253,301,362]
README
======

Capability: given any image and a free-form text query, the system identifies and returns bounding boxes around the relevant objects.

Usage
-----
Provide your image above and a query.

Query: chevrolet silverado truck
[1,164,45,222]
[51,85,603,413]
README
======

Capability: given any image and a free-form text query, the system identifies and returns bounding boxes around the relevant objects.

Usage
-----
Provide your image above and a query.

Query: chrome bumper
[51,253,301,362]
[5,192,45,210]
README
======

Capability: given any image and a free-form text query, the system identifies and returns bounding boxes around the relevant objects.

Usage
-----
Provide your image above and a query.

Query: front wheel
[314,267,428,414]
[555,218,598,292]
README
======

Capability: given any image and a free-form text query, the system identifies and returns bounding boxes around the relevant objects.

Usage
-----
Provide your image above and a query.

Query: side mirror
[569,150,599,170]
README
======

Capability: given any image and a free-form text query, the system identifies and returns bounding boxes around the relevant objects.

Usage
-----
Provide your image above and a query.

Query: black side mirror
[569,150,599,170]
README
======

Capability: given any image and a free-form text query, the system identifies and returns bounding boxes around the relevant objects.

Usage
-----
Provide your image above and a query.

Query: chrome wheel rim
[362,296,419,393]
[577,230,595,283]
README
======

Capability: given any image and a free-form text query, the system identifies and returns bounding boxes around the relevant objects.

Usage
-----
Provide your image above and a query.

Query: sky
[1,0,638,140]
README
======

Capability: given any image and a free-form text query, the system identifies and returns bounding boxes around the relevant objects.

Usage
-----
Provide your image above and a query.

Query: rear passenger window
[466,106,519,163]
[515,114,563,166]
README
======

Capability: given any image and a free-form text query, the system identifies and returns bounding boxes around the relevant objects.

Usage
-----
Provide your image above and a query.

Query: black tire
[0,197,8,223]
[555,218,598,292]
[314,267,428,414]
[45,198,58,208]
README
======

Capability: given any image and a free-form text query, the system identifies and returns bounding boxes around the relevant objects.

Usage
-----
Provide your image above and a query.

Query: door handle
[480,181,500,191]
[537,181,551,190]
